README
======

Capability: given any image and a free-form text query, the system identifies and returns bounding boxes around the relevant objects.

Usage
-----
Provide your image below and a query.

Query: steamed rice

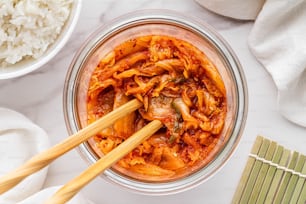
[0,0,73,66]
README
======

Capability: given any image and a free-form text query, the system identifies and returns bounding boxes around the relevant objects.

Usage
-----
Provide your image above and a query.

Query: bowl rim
[63,9,248,195]
[0,0,82,80]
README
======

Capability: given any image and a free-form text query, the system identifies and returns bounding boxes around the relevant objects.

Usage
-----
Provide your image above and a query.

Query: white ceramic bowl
[0,0,82,80]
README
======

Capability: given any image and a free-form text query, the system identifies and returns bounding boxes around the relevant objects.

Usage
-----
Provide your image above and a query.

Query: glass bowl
[63,10,248,195]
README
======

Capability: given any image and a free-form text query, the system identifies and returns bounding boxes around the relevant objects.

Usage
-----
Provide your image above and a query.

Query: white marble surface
[0,0,306,203]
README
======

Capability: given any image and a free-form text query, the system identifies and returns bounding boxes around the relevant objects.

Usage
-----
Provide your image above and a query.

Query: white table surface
[1,0,305,203]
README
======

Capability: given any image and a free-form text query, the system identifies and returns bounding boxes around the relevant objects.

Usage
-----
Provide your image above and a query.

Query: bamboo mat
[232,136,306,204]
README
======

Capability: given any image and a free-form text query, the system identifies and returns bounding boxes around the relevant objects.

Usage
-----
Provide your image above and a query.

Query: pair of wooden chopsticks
[0,99,163,203]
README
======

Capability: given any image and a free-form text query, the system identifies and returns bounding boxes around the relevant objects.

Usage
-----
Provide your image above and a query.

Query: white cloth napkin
[0,108,50,204]
[196,0,306,127]
[0,108,94,203]
[249,0,306,127]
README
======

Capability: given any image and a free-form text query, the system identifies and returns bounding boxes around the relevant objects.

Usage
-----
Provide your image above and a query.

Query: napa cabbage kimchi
[87,35,227,181]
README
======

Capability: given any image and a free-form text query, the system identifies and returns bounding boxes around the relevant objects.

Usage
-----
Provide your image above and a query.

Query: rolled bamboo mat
[232,136,306,204]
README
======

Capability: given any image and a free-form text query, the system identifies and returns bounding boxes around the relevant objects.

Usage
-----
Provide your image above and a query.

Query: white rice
[0,0,72,66]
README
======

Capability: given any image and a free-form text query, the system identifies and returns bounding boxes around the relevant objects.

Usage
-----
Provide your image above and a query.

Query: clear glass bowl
[63,10,248,195]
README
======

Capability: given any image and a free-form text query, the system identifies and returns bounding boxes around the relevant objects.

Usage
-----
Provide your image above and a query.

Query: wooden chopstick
[0,99,142,194]
[45,119,163,204]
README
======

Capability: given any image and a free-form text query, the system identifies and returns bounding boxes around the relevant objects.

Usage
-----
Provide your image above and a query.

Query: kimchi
[87,35,227,181]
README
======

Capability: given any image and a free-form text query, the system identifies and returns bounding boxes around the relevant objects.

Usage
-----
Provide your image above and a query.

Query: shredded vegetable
[87,35,227,181]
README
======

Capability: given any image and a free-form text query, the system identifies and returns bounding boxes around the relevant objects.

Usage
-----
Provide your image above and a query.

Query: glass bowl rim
[63,9,248,195]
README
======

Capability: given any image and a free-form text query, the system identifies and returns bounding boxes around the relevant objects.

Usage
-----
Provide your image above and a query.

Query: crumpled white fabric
[249,0,306,127]
[196,0,306,127]
[0,108,94,203]
[0,108,50,204]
